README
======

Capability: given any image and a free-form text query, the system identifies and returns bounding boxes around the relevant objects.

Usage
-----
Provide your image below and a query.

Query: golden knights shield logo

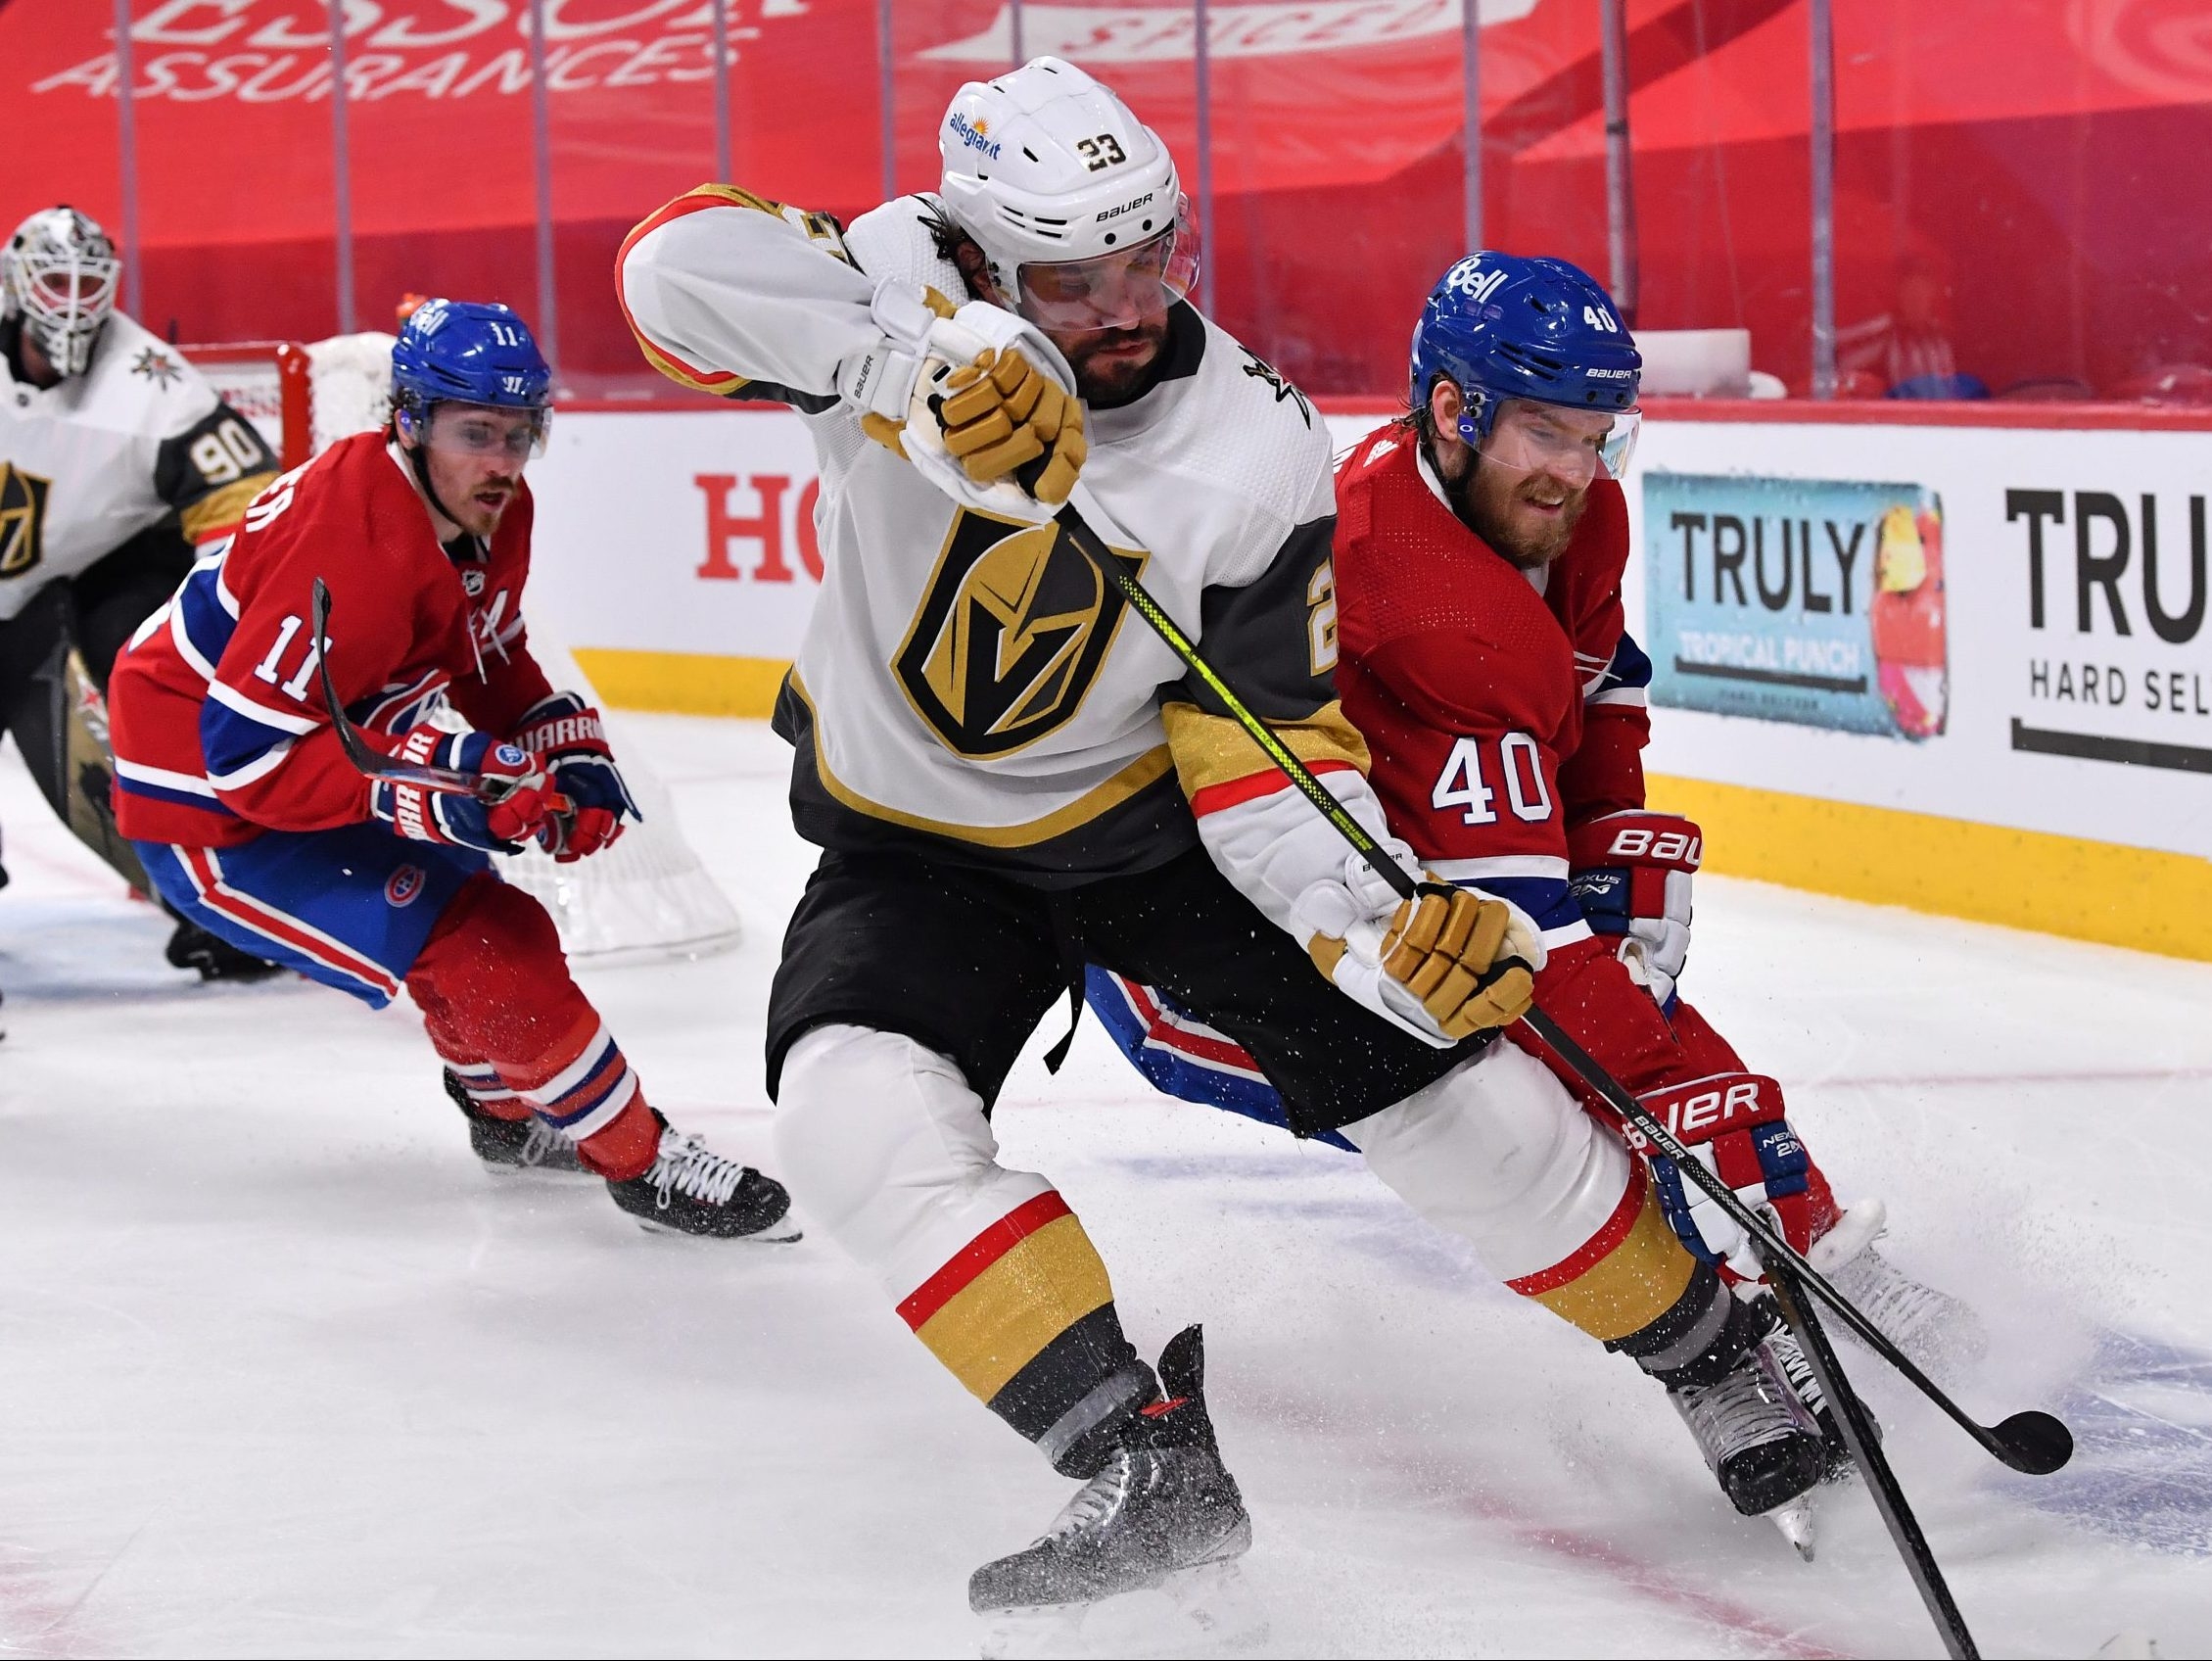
[0,462,51,579]
[894,509,1147,758]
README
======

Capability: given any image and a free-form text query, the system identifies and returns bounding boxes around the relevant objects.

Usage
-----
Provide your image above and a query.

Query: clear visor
[1013,208,1201,337]
[1479,400,1641,486]
[417,402,550,463]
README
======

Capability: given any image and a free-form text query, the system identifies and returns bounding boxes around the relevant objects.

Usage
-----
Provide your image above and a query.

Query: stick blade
[1993,1410,2074,1474]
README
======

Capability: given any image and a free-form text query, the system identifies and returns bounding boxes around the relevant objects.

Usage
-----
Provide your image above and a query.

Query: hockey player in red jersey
[104,299,792,1238]
[1094,254,1981,1550]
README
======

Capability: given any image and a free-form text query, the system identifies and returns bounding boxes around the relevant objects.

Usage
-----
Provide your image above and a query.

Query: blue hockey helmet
[390,298,551,454]
[1410,253,1641,477]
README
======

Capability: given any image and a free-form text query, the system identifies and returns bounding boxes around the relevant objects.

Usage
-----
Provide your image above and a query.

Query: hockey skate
[1670,1309,1830,1558]
[444,1069,588,1177]
[164,914,282,982]
[969,1327,1252,1620]
[604,1115,798,1241]
[1812,1199,1988,1385]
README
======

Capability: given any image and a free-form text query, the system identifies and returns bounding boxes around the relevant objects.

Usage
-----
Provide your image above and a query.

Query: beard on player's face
[1042,308,1171,408]
[424,445,520,538]
[1459,455,1590,568]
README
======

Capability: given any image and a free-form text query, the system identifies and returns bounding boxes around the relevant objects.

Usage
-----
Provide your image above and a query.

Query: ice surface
[2,719,2208,1659]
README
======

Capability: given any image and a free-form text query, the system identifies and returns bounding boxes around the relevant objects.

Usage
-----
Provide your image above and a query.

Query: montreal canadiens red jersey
[109,431,553,848]
[1332,422,1652,948]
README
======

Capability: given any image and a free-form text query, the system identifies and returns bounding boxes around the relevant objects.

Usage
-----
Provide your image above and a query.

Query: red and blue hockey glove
[1567,809,1700,1008]
[510,692,640,863]
[1616,1070,1813,1283]
[371,726,560,855]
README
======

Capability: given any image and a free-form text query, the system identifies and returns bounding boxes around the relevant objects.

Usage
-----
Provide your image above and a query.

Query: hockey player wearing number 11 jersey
[104,300,792,1239]
[620,55,1855,1610]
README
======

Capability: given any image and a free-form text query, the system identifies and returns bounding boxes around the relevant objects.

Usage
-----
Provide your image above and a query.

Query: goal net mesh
[184,335,743,964]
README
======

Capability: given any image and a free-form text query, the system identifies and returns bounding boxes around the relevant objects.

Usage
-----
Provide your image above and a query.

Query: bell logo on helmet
[1446,262,1509,306]
[410,298,449,335]
[948,112,1003,161]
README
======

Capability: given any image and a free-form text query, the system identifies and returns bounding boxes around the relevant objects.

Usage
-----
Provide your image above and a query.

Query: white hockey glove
[1566,810,1699,1008]
[839,278,1086,523]
[1297,847,1546,1047]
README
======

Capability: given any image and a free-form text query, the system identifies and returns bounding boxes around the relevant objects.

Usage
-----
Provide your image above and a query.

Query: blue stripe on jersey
[1083,967,1355,1152]
[115,772,240,814]
[175,560,239,673]
[1595,629,1654,695]
[1454,873,1582,935]
[200,697,303,783]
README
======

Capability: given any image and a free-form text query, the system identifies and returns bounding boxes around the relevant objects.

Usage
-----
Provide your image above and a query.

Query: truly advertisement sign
[2005,487,2211,777]
[1620,417,2212,863]
[1643,474,1948,741]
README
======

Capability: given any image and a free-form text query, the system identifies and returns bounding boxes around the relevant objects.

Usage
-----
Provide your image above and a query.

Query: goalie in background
[104,297,795,1240]
[0,205,282,984]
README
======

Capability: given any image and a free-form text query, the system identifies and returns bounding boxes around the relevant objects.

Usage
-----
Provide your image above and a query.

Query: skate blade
[631,1215,803,1244]
[478,1162,592,1182]
[1765,1495,1817,1562]
[978,1559,1266,1660]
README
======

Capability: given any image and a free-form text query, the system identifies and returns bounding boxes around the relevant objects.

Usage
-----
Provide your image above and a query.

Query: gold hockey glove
[934,348,1089,504]
[1378,884,1536,1039]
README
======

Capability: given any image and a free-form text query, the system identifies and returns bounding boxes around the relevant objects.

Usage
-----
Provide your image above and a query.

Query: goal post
[179,335,744,965]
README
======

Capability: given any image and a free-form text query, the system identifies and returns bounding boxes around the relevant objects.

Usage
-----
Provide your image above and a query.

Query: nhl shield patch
[892,510,1147,759]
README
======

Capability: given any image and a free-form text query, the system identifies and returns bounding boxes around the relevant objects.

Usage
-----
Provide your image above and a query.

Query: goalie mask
[937,57,1200,337]
[3,207,121,380]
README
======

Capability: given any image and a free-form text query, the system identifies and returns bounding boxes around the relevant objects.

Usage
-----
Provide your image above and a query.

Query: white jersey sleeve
[616,184,884,411]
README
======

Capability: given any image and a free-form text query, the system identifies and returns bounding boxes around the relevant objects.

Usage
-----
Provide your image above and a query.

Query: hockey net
[181,336,742,965]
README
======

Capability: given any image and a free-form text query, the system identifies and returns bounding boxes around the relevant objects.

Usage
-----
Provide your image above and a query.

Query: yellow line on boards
[570,647,2209,964]
[570,647,790,720]
[1649,773,2211,964]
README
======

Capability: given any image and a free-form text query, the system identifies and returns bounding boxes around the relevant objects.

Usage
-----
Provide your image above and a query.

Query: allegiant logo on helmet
[948,113,1002,160]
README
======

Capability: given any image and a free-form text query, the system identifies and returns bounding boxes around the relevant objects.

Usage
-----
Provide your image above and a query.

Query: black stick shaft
[1765,1255,1980,1659]
[310,578,506,801]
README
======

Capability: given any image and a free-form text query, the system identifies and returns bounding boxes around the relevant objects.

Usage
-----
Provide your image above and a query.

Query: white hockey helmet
[937,57,1199,335]
[2,207,120,379]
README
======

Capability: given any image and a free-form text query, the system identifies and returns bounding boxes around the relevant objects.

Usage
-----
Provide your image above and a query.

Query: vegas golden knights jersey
[0,310,277,622]
[619,186,1374,888]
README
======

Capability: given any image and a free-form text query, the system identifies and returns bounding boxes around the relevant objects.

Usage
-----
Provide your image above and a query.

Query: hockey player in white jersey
[0,206,277,981]
[621,59,1835,1612]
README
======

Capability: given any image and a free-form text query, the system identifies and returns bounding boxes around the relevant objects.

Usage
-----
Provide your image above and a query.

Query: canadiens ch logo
[0,462,52,579]
[893,510,1147,759]
[385,864,428,908]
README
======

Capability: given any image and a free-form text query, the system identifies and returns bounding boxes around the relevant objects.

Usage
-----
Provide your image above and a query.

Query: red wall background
[3,0,2206,400]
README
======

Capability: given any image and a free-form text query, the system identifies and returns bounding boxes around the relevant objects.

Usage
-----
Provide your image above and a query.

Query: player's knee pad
[1347,1042,1703,1344]
[1345,1040,1633,1277]
[774,1023,1055,1290]
[410,873,571,1011]
[776,1024,1143,1466]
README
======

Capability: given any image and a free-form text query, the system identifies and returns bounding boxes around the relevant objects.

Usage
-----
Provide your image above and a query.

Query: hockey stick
[1764,1253,1980,1658]
[1051,497,2072,1475]
[308,578,551,806]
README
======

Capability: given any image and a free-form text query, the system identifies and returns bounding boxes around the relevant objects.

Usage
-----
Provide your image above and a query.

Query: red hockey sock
[577,1097,662,1181]
[408,874,657,1176]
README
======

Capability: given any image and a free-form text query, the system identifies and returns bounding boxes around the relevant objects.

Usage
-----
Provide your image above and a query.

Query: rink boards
[522,400,2212,960]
